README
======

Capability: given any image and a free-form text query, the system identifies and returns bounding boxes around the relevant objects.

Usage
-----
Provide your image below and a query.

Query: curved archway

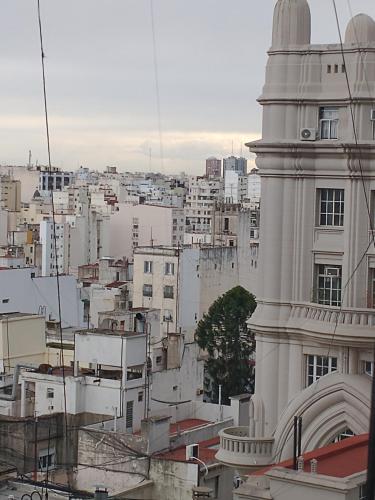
[273,373,371,461]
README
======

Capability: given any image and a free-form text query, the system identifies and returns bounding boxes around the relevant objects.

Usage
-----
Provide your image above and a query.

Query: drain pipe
[0,364,37,401]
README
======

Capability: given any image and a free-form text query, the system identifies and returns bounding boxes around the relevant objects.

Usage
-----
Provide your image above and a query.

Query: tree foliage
[195,286,256,404]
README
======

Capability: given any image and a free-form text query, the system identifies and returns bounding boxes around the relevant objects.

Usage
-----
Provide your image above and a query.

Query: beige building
[216,0,375,481]
[0,313,45,373]
[0,176,21,212]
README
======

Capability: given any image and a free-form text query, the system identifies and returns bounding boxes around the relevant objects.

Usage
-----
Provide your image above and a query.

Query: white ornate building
[217,0,375,472]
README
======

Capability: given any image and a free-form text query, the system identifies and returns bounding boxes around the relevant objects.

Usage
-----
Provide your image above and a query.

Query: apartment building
[216,0,375,479]
[0,176,21,212]
[109,203,184,259]
[224,170,248,204]
[205,157,222,178]
[184,176,223,244]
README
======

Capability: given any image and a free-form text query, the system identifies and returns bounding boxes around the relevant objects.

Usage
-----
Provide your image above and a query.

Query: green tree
[195,286,256,404]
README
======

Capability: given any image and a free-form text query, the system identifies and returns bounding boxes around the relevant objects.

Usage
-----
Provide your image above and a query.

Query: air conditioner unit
[300,128,317,141]
[371,109,375,121]
[325,267,340,277]
[186,444,199,461]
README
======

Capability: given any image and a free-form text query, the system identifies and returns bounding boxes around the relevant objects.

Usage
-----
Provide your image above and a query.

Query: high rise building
[217,0,375,475]
[205,157,222,178]
[223,155,247,176]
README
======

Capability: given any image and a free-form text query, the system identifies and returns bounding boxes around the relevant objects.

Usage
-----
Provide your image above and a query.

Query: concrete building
[38,167,74,195]
[0,267,84,328]
[206,157,222,178]
[40,220,68,276]
[247,168,261,203]
[216,0,375,475]
[223,156,247,176]
[224,170,248,204]
[0,313,45,374]
[109,203,184,259]
[0,176,21,212]
[133,245,252,337]
[184,176,223,244]
[21,328,147,421]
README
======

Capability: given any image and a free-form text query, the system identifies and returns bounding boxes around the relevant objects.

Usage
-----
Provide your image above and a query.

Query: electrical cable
[36,0,69,488]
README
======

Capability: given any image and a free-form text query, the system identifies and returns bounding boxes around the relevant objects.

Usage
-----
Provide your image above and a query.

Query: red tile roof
[253,434,369,479]
[157,436,220,465]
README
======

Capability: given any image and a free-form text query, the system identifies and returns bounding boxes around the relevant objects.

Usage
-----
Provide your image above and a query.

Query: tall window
[144,261,153,274]
[307,355,337,386]
[143,284,153,297]
[164,285,174,299]
[164,262,175,275]
[320,107,339,139]
[364,361,374,377]
[359,484,367,500]
[319,189,344,226]
[38,448,56,471]
[316,265,342,306]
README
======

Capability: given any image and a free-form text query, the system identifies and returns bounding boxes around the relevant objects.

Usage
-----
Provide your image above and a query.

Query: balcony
[288,302,375,340]
[215,427,274,468]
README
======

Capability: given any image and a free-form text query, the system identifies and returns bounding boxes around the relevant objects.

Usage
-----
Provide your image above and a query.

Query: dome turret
[272,0,311,49]
[345,13,375,44]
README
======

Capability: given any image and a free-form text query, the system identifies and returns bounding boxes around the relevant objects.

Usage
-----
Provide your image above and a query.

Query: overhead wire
[36,0,69,486]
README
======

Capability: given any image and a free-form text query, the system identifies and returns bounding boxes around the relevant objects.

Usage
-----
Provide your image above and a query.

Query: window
[38,449,55,471]
[46,388,54,399]
[331,428,355,443]
[163,309,173,322]
[307,355,337,386]
[320,107,339,139]
[143,284,153,297]
[316,265,342,306]
[156,356,162,365]
[165,262,175,275]
[327,64,332,74]
[126,400,134,431]
[164,285,174,299]
[138,391,143,402]
[319,188,344,226]
[144,261,153,274]
[2,299,9,304]
[359,484,367,500]
[364,361,374,376]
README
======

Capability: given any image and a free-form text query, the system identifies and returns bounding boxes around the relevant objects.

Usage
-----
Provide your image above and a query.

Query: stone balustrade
[289,302,375,331]
[215,427,274,468]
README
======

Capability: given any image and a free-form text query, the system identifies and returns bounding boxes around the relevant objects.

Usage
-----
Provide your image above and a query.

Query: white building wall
[0,208,8,246]
[0,268,84,328]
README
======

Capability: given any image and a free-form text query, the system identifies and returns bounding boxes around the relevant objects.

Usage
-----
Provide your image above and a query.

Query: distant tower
[223,156,247,176]
[205,157,222,178]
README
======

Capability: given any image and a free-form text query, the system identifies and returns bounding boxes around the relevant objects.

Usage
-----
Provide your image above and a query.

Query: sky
[1,0,375,175]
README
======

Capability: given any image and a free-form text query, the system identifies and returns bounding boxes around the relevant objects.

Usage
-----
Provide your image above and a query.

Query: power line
[36,0,69,487]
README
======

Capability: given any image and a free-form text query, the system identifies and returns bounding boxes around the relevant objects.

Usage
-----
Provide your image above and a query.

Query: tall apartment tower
[223,155,247,176]
[205,157,222,178]
[217,0,375,470]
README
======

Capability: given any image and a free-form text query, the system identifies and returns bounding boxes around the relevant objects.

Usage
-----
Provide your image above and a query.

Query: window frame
[144,261,153,274]
[163,285,174,299]
[319,106,339,139]
[142,284,153,297]
[316,264,342,307]
[164,262,175,276]
[318,188,345,227]
[306,354,338,386]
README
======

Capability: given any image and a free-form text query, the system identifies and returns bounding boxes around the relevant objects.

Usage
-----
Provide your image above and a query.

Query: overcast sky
[1,0,375,174]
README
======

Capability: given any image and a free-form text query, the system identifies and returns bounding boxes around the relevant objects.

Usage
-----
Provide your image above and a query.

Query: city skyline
[1,0,375,173]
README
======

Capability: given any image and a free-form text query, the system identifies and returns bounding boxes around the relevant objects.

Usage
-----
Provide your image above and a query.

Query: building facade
[206,157,222,178]
[217,0,375,473]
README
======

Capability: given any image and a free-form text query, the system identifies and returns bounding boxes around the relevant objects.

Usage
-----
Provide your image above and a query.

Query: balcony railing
[290,302,375,328]
[215,427,274,468]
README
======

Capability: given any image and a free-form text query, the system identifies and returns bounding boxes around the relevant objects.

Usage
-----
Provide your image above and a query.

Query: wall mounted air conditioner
[300,128,317,141]
[186,444,199,461]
